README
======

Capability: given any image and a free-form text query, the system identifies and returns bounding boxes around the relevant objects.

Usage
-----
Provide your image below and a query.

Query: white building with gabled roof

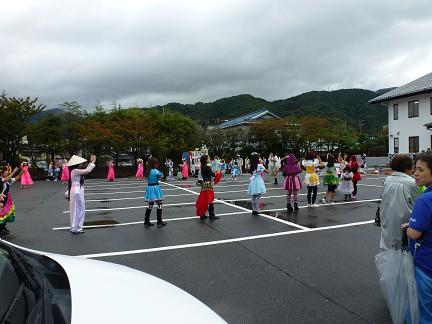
[369,72,432,155]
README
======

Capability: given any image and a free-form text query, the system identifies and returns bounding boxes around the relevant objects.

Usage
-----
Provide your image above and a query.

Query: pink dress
[61,162,69,181]
[107,162,115,181]
[135,162,144,179]
[20,165,33,186]
[181,161,188,179]
[283,175,302,191]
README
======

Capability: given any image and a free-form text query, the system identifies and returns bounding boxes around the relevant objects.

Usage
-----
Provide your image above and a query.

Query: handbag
[375,204,381,227]
[374,196,381,227]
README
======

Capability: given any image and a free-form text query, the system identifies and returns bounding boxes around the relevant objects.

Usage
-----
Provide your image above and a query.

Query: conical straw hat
[68,155,87,167]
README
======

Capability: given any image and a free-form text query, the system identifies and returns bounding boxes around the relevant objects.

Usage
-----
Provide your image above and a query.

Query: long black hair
[145,158,159,178]
[67,164,85,201]
[327,154,335,167]
[200,155,209,166]
[249,153,260,174]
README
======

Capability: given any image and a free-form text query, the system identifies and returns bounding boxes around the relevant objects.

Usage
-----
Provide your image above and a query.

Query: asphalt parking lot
[4,173,390,323]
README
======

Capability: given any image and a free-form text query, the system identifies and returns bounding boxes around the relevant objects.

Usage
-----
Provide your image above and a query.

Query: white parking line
[84,191,327,204]
[84,187,195,195]
[54,198,381,230]
[85,186,188,192]
[77,220,375,258]
[84,180,253,191]
[215,188,284,194]
[85,192,196,203]
[85,186,148,191]
[62,201,197,213]
[160,181,309,230]
[52,210,251,230]
[84,181,146,188]
[229,192,327,201]
[85,190,146,196]
[84,178,138,184]
[261,198,381,212]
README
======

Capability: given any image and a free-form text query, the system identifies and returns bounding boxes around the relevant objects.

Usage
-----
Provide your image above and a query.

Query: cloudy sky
[1,0,432,109]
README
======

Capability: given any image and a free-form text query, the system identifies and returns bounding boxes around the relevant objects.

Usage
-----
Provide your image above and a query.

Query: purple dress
[283,155,302,191]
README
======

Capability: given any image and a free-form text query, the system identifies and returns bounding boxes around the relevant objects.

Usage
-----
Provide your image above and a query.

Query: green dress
[323,166,339,185]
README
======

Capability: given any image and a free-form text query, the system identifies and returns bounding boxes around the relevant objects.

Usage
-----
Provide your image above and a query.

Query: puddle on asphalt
[83,220,119,228]
[262,209,340,228]
[181,184,191,188]
[229,200,267,210]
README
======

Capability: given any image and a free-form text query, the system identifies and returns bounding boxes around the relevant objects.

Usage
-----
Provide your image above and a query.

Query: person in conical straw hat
[67,154,97,234]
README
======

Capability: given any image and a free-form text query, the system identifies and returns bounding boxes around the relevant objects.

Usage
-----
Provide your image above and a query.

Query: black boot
[157,209,167,227]
[200,214,208,220]
[294,202,299,211]
[287,203,293,212]
[274,178,278,185]
[209,203,219,220]
[144,208,154,228]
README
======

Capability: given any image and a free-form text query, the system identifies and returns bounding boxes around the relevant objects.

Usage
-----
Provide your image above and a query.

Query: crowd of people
[1,149,430,321]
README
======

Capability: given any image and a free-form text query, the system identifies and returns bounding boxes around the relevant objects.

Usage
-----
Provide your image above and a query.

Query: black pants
[353,181,358,196]
[307,186,317,204]
[208,203,215,216]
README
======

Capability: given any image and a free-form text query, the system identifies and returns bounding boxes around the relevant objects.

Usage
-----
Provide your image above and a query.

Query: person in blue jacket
[407,151,432,322]
[144,158,166,228]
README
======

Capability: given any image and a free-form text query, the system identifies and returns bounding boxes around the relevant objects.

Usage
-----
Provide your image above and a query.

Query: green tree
[59,101,86,156]
[204,129,228,158]
[159,112,201,161]
[26,115,64,163]
[0,94,45,164]
[80,106,114,162]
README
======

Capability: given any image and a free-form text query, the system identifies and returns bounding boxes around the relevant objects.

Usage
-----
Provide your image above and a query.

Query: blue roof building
[216,109,281,129]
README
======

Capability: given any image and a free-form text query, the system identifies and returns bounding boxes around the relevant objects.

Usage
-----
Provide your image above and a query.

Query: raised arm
[2,167,20,183]
[13,171,24,182]
[72,155,97,176]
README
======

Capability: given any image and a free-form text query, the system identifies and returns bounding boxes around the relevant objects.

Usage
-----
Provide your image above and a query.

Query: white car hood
[46,254,226,324]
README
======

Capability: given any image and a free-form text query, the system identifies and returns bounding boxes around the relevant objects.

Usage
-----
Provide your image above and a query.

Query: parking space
[4,173,391,323]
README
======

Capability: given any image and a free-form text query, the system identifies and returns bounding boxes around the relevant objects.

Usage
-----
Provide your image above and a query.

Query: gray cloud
[1,0,431,109]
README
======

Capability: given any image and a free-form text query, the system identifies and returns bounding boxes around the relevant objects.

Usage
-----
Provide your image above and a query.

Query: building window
[394,137,399,153]
[393,104,398,120]
[408,100,419,118]
[430,97,432,115]
[409,136,419,153]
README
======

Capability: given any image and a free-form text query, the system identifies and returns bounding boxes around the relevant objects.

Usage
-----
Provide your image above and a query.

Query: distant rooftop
[369,72,432,103]
[217,109,281,129]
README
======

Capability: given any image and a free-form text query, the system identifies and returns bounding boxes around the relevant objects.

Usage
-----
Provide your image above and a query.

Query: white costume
[69,160,95,233]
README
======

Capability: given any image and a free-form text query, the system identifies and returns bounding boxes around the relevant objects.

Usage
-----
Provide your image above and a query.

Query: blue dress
[247,164,266,195]
[145,169,164,201]
[232,166,239,177]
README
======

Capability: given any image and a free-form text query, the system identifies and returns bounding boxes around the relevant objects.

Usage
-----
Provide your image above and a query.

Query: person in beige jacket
[379,154,419,250]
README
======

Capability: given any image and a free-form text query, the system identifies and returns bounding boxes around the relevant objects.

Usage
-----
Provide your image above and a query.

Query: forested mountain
[30,107,64,123]
[37,88,390,134]
[154,88,388,134]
